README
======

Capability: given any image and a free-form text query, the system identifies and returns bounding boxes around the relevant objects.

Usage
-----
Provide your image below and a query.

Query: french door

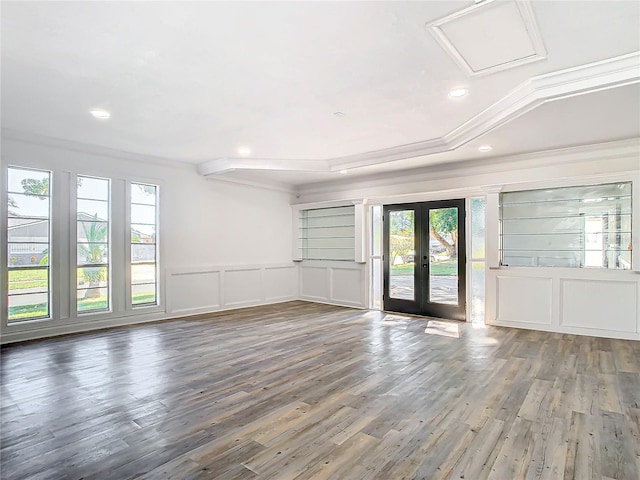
[383,199,466,320]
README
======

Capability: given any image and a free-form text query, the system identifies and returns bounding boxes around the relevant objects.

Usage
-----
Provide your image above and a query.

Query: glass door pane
[428,207,458,305]
[389,210,415,300]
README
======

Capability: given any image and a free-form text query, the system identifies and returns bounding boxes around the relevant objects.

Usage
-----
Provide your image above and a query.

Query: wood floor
[1,301,639,480]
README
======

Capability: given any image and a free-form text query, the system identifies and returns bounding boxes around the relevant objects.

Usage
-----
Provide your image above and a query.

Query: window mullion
[111,179,126,313]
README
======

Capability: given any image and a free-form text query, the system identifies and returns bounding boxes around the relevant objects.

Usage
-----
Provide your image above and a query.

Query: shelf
[501,213,631,221]
[501,248,629,253]
[301,258,355,261]
[300,212,354,219]
[501,194,631,207]
[299,247,353,250]
[502,231,632,236]
[299,236,354,239]
[299,225,355,229]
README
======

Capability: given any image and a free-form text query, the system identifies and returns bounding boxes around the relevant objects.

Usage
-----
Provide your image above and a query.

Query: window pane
[389,210,415,300]
[132,264,156,285]
[77,288,109,312]
[471,261,485,324]
[371,205,382,257]
[77,267,108,289]
[131,224,156,243]
[429,207,458,305]
[131,204,155,225]
[8,168,50,194]
[8,193,50,218]
[470,197,485,260]
[77,176,109,200]
[132,244,156,263]
[131,184,156,205]
[132,284,156,306]
[8,243,49,267]
[77,244,109,266]
[500,182,632,269]
[77,221,108,242]
[8,219,49,242]
[8,268,49,295]
[77,199,109,220]
[8,293,49,322]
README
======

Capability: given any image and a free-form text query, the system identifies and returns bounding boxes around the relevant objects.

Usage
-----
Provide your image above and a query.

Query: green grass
[8,292,158,321]
[391,260,457,276]
[8,269,48,291]
[8,302,48,320]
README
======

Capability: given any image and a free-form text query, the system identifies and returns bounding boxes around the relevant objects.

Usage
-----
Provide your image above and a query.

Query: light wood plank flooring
[1,301,639,479]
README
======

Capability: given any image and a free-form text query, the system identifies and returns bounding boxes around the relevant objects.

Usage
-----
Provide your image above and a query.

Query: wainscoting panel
[560,279,638,332]
[166,263,298,316]
[300,266,329,301]
[166,267,222,315]
[488,267,640,340]
[300,261,366,308]
[224,268,262,306]
[264,265,298,302]
[496,275,553,325]
[331,267,365,306]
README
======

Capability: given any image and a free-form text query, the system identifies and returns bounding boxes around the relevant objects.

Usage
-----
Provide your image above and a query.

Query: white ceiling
[2,0,639,189]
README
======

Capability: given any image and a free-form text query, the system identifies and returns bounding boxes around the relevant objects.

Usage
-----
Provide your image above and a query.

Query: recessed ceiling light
[478,145,493,152]
[448,88,468,99]
[90,108,110,119]
[333,112,346,117]
[237,147,252,156]
[339,170,348,174]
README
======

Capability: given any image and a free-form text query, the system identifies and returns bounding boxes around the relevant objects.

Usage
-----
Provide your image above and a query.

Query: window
[4,166,161,325]
[300,206,355,261]
[469,197,485,323]
[500,182,632,269]
[7,167,51,323]
[131,183,158,306]
[76,176,110,313]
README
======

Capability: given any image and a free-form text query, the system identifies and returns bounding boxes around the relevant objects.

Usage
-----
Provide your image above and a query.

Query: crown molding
[204,173,295,194]
[197,157,329,176]
[1,128,195,170]
[296,138,640,196]
[197,52,640,177]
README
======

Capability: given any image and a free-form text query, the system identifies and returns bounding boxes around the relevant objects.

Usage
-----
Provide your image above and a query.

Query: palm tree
[78,214,107,298]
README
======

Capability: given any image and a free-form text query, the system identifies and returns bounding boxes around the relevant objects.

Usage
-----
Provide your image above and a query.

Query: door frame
[383,199,467,321]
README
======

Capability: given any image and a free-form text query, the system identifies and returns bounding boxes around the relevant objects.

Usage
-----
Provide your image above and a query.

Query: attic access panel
[427,0,547,76]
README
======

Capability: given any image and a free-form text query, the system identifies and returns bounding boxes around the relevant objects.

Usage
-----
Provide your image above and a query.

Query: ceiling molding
[197,52,639,177]
[296,138,640,196]
[1,128,195,170]
[204,174,295,194]
[197,157,329,176]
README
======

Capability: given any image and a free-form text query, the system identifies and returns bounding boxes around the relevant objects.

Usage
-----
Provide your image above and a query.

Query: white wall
[295,139,640,340]
[1,137,297,343]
